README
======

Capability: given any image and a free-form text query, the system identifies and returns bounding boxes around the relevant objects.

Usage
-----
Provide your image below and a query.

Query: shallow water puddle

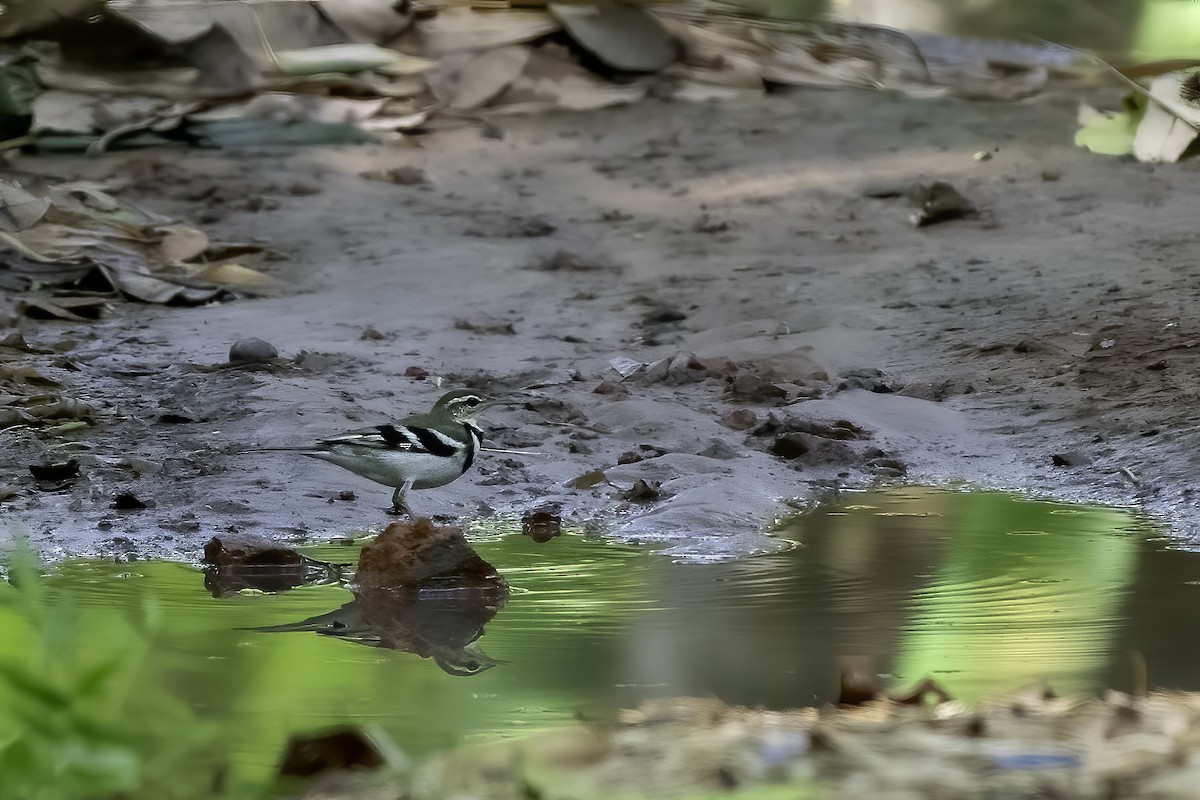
[15,488,1200,780]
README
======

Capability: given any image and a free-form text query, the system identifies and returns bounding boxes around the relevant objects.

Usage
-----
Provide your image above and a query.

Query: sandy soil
[4,84,1198,561]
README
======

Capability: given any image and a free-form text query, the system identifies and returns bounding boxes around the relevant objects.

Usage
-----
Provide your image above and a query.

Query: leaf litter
[0,174,280,312]
[0,0,1098,157]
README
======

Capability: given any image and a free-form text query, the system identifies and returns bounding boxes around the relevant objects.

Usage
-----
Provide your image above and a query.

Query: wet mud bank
[3,87,1197,560]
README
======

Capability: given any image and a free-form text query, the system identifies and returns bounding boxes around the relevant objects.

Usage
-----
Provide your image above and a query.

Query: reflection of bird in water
[246,581,507,677]
[240,518,509,676]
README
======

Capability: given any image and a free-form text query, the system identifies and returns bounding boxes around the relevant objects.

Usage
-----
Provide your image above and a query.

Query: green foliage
[0,543,233,800]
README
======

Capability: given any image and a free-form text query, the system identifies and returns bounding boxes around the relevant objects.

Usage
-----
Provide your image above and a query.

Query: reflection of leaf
[1075,101,1142,156]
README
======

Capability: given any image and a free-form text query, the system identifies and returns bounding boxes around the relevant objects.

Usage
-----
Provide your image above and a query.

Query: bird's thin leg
[388,480,415,517]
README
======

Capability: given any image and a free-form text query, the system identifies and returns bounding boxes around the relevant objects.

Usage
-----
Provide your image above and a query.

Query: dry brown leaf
[418,8,560,54]
[0,175,270,306]
[316,0,415,43]
[159,224,210,264]
[0,182,52,232]
[273,44,434,77]
[429,46,532,110]
[0,363,61,386]
[18,296,108,321]
[549,2,676,73]
[191,261,275,287]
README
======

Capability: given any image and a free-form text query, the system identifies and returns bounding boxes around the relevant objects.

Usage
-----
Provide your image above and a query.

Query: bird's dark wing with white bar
[316,424,461,457]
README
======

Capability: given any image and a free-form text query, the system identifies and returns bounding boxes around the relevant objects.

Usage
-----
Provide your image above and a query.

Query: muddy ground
[4,84,1198,562]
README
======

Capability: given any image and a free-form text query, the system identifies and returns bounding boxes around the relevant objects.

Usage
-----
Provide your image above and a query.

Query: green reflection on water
[8,489,1200,787]
[800,489,1141,698]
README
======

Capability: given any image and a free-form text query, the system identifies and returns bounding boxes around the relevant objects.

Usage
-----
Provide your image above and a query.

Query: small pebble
[229,337,278,364]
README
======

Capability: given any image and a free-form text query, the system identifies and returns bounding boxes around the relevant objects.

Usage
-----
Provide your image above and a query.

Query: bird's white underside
[305,426,481,491]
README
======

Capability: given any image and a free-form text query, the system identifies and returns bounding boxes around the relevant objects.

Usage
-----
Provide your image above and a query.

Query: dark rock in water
[357,519,505,588]
[228,337,278,363]
[277,725,387,778]
[522,509,562,543]
[202,534,339,597]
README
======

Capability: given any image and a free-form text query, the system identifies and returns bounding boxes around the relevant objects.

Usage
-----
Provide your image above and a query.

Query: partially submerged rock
[356,518,506,589]
[202,533,340,596]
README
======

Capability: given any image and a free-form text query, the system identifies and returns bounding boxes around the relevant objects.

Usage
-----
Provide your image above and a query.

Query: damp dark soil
[3,87,1200,559]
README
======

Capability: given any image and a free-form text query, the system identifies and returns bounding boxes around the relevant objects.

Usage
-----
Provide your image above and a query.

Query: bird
[282,388,488,515]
